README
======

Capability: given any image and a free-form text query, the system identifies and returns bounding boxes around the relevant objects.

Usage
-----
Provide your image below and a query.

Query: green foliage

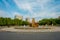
[39,18,60,25]
[0,17,30,26]
[0,17,60,26]
[22,21,29,25]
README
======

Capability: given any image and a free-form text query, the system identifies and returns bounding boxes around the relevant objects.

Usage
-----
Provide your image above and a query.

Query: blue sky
[0,0,60,21]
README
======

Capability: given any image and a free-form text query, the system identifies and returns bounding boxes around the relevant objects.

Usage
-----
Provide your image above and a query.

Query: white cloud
[14,0,60,21]
[20,3,32,10]
[14,0,50,11]
[13,12,23,17]
[0,10,11,17]
[14,0,32,11]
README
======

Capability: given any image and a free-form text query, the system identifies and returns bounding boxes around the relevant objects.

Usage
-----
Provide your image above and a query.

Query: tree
[22,21,29,26]
[38,18,59,25]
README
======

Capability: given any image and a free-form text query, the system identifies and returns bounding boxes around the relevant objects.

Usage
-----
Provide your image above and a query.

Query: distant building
[26,17,30,22]
[32,18,35,24]
[32,18,39,27]
[32,18,35,27]
[58,16,60,19]
[15,15,23,20]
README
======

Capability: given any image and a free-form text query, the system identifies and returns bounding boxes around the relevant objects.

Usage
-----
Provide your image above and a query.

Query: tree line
[0,17,29,27]
[0,17,60,27]
[39,18,60,26]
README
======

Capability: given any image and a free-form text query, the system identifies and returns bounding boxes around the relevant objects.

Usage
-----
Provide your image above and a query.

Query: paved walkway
[0,27,60,32]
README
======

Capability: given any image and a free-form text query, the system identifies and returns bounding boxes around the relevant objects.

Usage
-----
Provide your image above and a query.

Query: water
[0,32,60,40]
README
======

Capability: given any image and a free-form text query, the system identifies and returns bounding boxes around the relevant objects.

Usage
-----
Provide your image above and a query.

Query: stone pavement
[0,27,60,32]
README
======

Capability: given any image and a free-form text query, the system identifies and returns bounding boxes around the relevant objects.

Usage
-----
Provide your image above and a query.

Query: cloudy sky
[0,0,60,21]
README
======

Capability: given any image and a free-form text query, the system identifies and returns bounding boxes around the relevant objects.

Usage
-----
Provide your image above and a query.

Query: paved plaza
[0,26,60,32]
